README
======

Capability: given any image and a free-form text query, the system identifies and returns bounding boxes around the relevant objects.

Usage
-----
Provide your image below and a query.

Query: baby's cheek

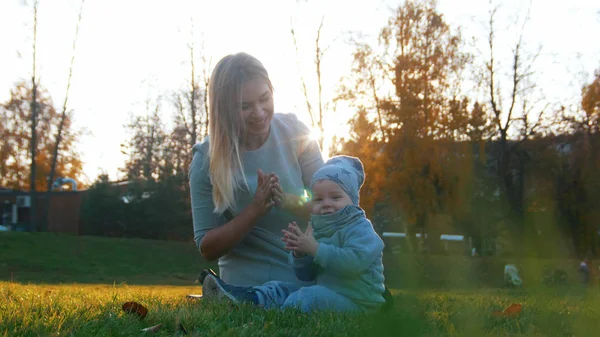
[311,203,320,214]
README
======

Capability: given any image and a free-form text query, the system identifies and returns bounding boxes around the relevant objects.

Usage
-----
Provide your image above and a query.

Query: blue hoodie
[289,155,386,310]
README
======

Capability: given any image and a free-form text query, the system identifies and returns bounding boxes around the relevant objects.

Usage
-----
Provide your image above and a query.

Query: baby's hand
[281,222,318,257]
[281,222,297,251]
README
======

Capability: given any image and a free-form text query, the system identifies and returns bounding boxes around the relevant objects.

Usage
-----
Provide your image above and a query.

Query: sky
[0,0,598,186]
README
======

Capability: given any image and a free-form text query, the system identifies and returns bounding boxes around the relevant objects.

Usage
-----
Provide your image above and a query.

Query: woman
[189,52,324,287]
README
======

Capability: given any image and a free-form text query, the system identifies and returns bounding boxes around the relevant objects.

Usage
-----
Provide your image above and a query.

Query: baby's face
[310,180,352,215]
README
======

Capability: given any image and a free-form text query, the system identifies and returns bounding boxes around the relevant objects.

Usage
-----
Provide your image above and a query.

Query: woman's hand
[251,169,275,217]
[281,221,318,257]
[271,174,286,209]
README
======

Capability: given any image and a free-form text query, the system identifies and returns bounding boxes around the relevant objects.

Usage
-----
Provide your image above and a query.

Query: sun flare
[309,127,321,141]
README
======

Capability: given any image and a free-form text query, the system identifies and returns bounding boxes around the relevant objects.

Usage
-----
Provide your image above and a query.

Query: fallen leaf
[141,323,162,333]
[122,301,148,319]
[492,303,522,317]
[186,294,203,300]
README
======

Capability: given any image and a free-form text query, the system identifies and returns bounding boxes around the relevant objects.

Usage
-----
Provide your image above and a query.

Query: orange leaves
[581,70,600,117]
[1,80,84,191]
[492,303,522,318]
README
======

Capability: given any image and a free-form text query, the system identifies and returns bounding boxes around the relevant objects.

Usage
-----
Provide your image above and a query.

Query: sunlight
[302,189,311,203]
[309,127,321,141]
[321,146,330,161]
[308,126,330,159]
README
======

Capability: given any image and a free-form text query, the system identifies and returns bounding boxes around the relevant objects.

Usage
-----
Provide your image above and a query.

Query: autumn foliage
[0,81,84,191]
[334,0,600,256]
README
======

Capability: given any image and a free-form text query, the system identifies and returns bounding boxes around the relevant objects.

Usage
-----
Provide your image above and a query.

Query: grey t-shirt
[189,113,324,286]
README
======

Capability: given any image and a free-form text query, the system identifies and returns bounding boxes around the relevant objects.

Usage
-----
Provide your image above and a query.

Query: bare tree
[185,20,200,148]
[483,5,545,233]
[168,22,211,183]
[314,17,325,147]
[290,16,333,150]
[121,99,166,181]
[47,0,85,192]
[201,49,212,138]
[336,39,388,141]
[30,0,39,231]
[176,21,211,147]
[290,19,314,128]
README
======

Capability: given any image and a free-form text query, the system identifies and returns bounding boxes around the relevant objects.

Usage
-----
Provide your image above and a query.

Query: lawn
[1,232,599,336]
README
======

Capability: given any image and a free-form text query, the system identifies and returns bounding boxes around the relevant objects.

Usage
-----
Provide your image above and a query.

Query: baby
[202,155,386,313]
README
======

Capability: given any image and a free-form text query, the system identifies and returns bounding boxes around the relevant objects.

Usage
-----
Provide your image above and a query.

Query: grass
[1,232,599,336]
[0,231,214,285]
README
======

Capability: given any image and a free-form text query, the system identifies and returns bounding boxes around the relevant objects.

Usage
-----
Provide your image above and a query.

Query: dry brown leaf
[492,303,522,317]
[122,301,148,319]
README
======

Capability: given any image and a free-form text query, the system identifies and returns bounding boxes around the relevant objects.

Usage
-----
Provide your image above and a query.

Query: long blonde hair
[208,52,273,213]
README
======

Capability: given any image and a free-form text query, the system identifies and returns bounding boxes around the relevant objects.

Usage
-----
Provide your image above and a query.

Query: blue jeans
[254,281,360,313]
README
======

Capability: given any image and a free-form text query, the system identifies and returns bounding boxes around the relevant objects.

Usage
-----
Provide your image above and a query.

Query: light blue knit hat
[310,155,365,206]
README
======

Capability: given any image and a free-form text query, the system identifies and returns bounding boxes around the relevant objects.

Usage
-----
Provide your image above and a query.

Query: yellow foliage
[0,80,84,191]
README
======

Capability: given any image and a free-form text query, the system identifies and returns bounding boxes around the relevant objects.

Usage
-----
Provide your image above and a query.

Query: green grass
[1,232,599,336]
[0,231,214,284]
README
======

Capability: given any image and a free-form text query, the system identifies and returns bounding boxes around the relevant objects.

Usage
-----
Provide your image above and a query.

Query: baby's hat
[310,155,365,206]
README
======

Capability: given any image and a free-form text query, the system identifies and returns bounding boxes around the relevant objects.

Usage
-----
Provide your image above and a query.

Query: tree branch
[48,0,85,192]
[486,6,504,134]
[290,17,315,128]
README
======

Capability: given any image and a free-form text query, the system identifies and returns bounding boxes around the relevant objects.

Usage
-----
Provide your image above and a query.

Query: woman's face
[240,78,274,138]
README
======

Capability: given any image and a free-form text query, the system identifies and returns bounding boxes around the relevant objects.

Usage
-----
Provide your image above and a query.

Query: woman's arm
[190,144,275,261]
[200,169,275,261]
[272,114,324,221]
[200,203,262,261]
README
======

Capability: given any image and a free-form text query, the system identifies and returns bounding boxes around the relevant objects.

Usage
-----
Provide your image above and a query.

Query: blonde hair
[208,52,273,213]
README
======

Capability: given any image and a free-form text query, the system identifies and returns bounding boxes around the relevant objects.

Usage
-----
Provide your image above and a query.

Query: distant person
[201,156,389,313]
[504,264,522,288]
[580,256,591,285]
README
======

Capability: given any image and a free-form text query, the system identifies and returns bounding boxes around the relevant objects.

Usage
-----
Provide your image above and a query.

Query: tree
[291,15,334,150]
[81,173,191,240]
[40,0,86,232]
[336,41,389,141]
[333,110,387,215]
[556,69,600,256]
[159,124,188,180]
[47,0,85,193]
[568,69,600,136]
[121,99,166,182]
[80,174,126,237]
[0,81,84,192]
[337,0,473,252]
[30,0,39,231]
[169,26,211,179]
[115,22,212,241]
[480,5,546,236]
